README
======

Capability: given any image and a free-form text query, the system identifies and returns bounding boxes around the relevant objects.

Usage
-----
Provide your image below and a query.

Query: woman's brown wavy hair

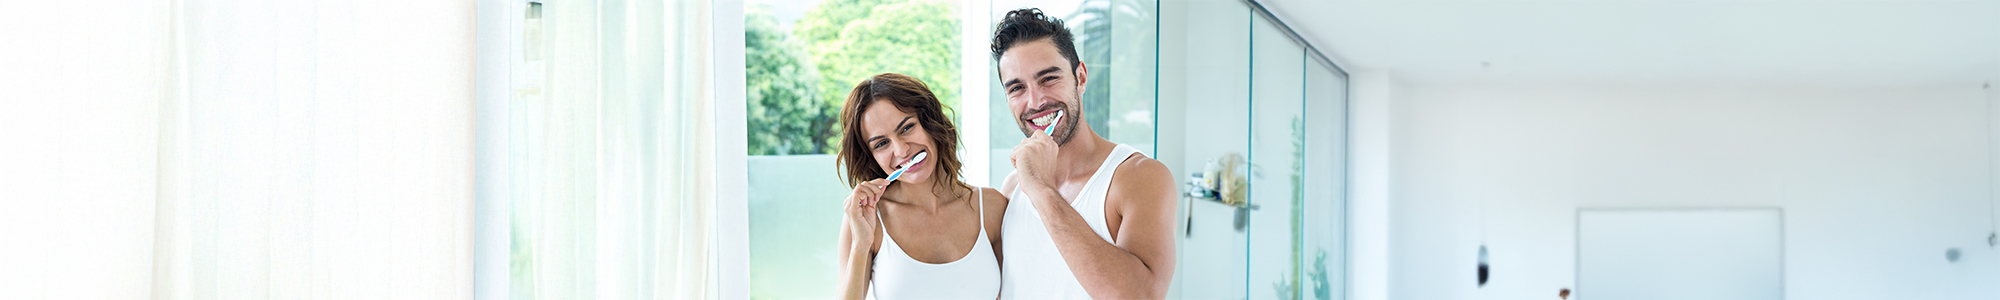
[836,73,971,197]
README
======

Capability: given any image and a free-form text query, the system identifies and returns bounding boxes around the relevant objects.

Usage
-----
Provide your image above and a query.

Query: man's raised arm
[1015,157,1178,299]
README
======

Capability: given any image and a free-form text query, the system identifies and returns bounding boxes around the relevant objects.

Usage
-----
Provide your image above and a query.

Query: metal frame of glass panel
[1242,0,1350,77]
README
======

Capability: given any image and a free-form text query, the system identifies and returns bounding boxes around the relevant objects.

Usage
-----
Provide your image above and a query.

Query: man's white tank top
[999,144,1144,300]
[867,188,999,300]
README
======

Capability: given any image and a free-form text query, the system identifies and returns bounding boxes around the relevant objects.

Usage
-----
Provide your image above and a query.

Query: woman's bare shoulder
[979,187,1007,237]
[980,187,1008,205]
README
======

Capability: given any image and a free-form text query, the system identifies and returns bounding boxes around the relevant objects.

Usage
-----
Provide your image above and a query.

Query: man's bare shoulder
[1110,155,1175,206]
[999,171,1020,195]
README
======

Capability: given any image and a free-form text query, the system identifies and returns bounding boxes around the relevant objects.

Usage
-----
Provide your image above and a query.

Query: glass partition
[1107,0,1159,151]
[1174,1,1252,298]
[1302,52,1349,300]
[1247,11,1307,300]
[1167,1,1346,299]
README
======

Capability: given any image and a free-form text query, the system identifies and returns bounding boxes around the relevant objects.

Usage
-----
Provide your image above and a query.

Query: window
[744,0,964,299]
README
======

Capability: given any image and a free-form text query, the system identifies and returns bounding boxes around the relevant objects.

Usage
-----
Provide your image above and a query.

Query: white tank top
[867,188,999,300]
[999,144,1144,300]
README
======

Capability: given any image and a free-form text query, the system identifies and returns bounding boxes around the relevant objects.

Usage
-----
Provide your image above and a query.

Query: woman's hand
[844,178,891,247]
[838,178,891,300]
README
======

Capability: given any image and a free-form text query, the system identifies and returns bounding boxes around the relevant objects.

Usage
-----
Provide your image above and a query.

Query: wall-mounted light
[1477,245,1490,287]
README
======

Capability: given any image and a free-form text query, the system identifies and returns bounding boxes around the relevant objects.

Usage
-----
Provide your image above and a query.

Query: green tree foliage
[798,0,962,148]
[746,0,961,155]
[746,6,832,155]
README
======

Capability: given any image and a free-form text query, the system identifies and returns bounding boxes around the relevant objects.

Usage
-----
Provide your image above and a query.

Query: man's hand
[1010,130,1061,192]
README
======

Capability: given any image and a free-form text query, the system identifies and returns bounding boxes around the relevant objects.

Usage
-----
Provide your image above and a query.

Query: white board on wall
[1578,208,1784,300]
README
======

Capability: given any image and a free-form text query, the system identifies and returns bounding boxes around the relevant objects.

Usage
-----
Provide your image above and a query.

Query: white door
[1578,208,1784,300]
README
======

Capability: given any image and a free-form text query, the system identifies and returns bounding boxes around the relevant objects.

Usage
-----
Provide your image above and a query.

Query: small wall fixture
[1477,245,1490,287]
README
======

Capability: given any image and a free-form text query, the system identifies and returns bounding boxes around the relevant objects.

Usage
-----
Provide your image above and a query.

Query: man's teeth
[1031,112,1058,126]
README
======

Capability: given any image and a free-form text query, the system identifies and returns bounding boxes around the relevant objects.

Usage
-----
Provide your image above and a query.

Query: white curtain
[506,0,715,299]
[0,0,719,299]
[0,1,171,298]
[151,0,476,299]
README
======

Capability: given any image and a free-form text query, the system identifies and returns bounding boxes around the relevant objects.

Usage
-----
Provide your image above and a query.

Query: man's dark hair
[991,8,1080,71]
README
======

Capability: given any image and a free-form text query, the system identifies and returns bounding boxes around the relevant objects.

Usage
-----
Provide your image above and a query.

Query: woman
[836,73,1008,300]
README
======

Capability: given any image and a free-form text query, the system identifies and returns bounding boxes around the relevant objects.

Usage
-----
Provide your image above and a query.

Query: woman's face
[860,101,936,186]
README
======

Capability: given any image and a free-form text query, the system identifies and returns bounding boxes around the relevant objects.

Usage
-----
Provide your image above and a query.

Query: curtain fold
[508,0,713,299]
[152,0,476,299]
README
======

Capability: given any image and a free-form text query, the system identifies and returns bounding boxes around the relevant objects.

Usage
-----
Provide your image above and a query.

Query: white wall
[1387,83,2000,299]
[1346,70,1395,300]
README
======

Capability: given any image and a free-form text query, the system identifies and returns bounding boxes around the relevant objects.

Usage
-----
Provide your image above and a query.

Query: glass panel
[1173,0,1252,298]
[1071,0,1113,139]
[1108,0,1158,153]
[1247,12,1307,300]
[1302,57,1348,300]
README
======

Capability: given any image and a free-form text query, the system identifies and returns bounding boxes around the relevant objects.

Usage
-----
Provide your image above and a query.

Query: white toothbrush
[1043,110,1064,135]
[885,151,928,183]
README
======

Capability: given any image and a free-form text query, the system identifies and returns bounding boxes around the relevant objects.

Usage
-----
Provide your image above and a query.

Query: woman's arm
[982,187,1008,266]
[983,187,1008,300]
[836,220,875,300]
[837,179,889,300]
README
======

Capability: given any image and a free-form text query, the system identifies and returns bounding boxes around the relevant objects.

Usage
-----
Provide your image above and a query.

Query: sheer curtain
[504,0,715,299]
[0,1,171,298]
[151,0,476,299]
[2,0,718,298]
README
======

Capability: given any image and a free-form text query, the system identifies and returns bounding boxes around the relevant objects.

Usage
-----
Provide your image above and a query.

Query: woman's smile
[893,150,929,181]
[899,150,927,169]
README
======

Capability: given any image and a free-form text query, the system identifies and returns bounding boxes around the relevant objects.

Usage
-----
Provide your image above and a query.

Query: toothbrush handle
[1045,113,1062,135]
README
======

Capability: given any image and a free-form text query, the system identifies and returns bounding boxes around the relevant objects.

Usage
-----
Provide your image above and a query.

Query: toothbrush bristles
[905,152,927,169]
[1045,111,1063,135]
[888,152,927,181]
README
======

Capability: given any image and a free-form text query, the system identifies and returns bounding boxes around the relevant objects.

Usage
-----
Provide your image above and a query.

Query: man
[993,8,1178,300]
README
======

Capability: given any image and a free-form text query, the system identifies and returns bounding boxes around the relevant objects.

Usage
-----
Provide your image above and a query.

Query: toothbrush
[884,151,928,183]
[1043,110,1064,135]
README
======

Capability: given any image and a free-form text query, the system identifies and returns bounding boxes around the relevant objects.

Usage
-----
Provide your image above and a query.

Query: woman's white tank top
[999,144,1143,300]
[867,188,999,300]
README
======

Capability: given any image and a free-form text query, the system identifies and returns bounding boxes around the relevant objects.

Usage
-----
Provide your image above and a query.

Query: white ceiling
[1257,0,2000,87]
